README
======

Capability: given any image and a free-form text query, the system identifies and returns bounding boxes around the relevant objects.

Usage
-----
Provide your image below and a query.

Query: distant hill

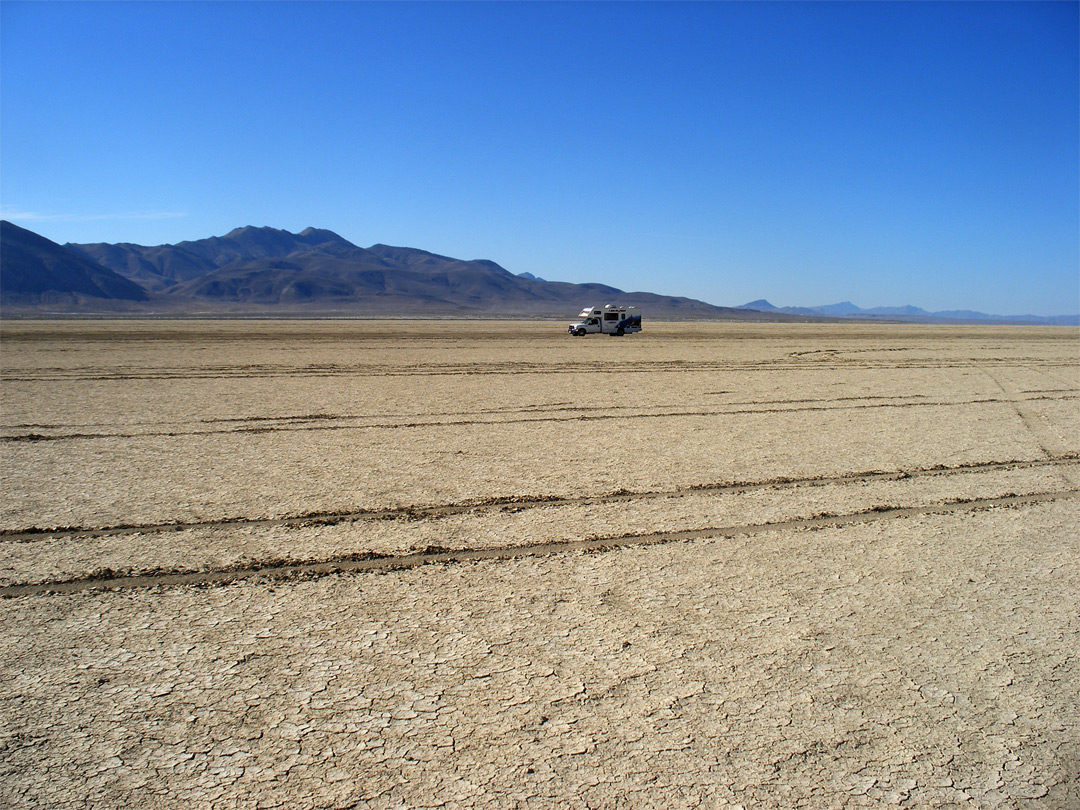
[738,299,1079,326]
[1,220,148,305]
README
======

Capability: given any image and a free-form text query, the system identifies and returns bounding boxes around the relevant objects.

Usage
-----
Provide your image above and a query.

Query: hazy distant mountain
[740,299,779,312]
[809,301,866,316]
[737,299,1079,326]
[1,220,148,305]
[516,271,545,282]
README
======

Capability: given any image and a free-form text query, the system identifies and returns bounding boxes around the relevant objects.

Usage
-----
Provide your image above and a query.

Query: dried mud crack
[4,489,1073,597]
[4,321,1078,810]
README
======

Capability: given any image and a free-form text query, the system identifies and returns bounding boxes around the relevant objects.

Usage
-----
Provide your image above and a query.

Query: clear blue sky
[2,1,1077,315]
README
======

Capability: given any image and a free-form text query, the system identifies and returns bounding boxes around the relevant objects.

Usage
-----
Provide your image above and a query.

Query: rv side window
[604,313,619,321]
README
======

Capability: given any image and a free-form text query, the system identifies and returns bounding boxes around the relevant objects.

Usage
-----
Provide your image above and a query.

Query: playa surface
[2,320,1077,809]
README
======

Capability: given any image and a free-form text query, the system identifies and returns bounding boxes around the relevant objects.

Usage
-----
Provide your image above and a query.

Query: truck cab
[569,304,642,337]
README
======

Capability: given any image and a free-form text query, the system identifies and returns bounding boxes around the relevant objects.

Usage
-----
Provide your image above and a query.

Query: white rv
[568,304,643,336]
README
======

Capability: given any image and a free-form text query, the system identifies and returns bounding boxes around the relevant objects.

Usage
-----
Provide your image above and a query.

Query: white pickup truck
[568,304,643,337]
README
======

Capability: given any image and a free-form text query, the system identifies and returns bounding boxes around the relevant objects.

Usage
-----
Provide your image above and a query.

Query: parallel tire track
[4,358,1076,383]
[4,393,1078,443]
[3,490,1074,598]
[2,456,1076,544]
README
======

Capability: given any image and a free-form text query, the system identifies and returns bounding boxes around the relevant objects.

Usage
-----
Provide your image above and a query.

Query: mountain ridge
[2,222,1073,323]
[5,223,766,319]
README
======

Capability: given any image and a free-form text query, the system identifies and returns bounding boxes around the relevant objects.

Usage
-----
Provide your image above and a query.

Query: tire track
[3,490,1074,598]
[4,358,1075,383]
[976,365,1072,460]
[3,455,1076,543]
[8,389,1077,438]
[5,393,1079,444]
[3,395,925,433]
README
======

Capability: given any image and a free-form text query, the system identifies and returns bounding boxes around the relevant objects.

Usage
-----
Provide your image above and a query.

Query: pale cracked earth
[1,320,1078,810]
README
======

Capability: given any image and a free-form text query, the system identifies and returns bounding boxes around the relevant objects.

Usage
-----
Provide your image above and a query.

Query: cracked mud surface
[2,320,1078,808]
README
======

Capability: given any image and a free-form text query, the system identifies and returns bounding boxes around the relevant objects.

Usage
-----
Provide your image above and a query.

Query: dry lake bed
[1,319,1077,809]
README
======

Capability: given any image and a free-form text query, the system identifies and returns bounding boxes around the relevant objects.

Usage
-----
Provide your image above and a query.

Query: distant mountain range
[1,221,1075,324]
[0,221,773,319]
[738,299,1078,326]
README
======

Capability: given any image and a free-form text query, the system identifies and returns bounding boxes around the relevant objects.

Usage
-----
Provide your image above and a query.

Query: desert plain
[0,318,1077,810]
